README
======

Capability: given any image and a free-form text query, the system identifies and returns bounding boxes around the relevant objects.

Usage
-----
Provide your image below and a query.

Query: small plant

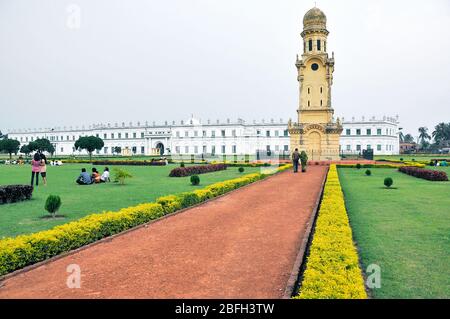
[45,195,61,218]
[238,167,244,173]
[180,162,185,167]
[113,168,133,185]
[384,177,393,188]
[365,169,371,176]
[412,158,415,161]
[400,158,404,161]
[190,175,200,186]
[356,163,361,169]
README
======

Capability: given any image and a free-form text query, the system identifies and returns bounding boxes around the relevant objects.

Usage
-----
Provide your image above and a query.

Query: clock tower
[288,7,342,160]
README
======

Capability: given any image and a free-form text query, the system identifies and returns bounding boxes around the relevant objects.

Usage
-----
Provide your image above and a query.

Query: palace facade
[7,116,399,157]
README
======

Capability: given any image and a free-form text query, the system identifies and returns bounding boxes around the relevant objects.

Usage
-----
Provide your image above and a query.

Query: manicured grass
[0,164,260,238]
[374,154,449,161]
[338,167,450,298]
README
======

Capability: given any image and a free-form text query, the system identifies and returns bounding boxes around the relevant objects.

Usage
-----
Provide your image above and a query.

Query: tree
[403,134,414,143]
[418,127,431,150]
[0,130,6,139]
[34,138,55,154]
[432,123,450,146]
[113,146,122,155]
[74,136,104,159]
[20,144,31,156]
[0,138,20,159]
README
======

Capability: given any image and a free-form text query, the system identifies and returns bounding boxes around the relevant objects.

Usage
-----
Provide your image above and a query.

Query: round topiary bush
[238,167,244,173]
[356,163,361,169]
[365,169,371,176]
[180,162,185,167]
[190,175,200,186]
[45,194,61,218]
[400,158,404,161]
[384,177,393,188]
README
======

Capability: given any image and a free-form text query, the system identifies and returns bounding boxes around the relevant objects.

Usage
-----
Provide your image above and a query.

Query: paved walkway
[0,166,327,298]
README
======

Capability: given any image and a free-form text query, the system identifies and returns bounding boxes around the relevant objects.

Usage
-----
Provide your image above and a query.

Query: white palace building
[7,115,400,158]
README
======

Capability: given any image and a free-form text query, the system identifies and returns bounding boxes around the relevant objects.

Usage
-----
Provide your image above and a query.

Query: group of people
[30,152,48,186]
[76,167,110,185]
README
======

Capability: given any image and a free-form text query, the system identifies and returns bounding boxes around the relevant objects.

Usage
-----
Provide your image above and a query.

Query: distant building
[7,115,400,157]
[400,142,417,154]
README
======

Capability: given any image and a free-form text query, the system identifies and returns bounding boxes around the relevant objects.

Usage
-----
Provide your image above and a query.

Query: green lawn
[338,167,450,298]
[374,154,449,161]
[0,164,260,238]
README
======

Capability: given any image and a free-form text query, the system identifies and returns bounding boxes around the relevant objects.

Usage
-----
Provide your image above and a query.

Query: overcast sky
[1,0,449,137]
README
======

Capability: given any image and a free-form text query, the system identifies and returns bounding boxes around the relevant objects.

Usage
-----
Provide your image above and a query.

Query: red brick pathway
[0,167,327,298]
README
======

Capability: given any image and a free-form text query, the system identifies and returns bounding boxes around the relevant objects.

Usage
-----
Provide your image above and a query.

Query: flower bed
[336,162,425,169]
[0,185,33,204]
[0,164,291,276]
[398,166,448,181]
[296,165,367,299]
[169,163,227,177]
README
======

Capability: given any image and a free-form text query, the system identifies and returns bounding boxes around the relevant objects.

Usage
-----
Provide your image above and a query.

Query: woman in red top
[31,152,41,186]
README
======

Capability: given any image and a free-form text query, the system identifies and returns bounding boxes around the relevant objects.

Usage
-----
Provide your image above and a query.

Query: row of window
[304,39,326,52]
[175,129,289,138]
[175,145,290,155]
[345,128,395,136]
[343,144,396,151]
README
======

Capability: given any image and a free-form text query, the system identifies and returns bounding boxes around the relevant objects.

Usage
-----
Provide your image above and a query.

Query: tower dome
[303,7,327,30]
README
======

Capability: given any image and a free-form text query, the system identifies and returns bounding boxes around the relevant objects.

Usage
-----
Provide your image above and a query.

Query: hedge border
[0,164,292,278]
[295,164,367,299]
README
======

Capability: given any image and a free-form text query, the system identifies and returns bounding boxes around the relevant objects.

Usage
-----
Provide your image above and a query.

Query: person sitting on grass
[100,167,110,183]
[76,168,92,185]
[91,167,101,183]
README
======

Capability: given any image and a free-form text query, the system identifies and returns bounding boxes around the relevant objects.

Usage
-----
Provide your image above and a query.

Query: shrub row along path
[0,166,327,298]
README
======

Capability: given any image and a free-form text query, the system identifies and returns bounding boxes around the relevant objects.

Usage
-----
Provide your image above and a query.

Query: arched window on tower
[308,39,312,51]
[320,100,323,106]
[320,87,323,94]
[308,87,310,94]
[317,40,321,51]
[308,100,310,107]
[324,41,327,52]
[304,41,306,53]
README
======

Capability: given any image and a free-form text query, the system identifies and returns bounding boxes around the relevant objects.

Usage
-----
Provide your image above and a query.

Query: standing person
[30,153,41,186]
[40,153,48,186]
[292,148,300,173]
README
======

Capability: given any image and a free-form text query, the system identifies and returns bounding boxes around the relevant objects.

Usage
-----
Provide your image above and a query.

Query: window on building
[324,41,326,51]
[221,145,226,153]
[185,146,189,154]
[284,130,289,137]
[73,136,75,140]
[202,130,206,137]
[125,133,129,139]
[141,146,145,154]
[133,132,136,138]
[203,145,207,154]
[175,146,180,154]
[176,131,180,137]
[284,145,289,151]
[221,130,226,137]
[111,133,114,139]
[346,145,351,151]
[232,145,237,153]
[346,129,351,135]
[61,147,64,153]
[141,132,144,138]
[377,144,382,151]
[356,129,361,135]
[118,133,122,139]
[308,39,312,51]
[211,130,216,138]
[266,130,270,137]
[377,128,382,135]
[232,130,236,137]
[257,130,261,135]
[132,146,136,154]
[194,146,198,154]
[367,144,371,150]
[194,131,198,137]
[96,134,99,138]
[211,145,216,155]
[320,100,323,106]
[104,147,108,154]
[275,145,279,152]
[308,87,310,94]
[356,144,361,151]
[320,87,323,94]
[366,129,371,135]
[317,39,321,51]
[275,130,279,137]
[185,131,188,137]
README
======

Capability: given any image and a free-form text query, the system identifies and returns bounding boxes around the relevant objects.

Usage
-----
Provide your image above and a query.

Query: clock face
[311,63,319,71]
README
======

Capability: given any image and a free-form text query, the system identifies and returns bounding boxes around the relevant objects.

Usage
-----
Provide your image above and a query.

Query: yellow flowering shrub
[0,164,291,276]
[296,165,367,299]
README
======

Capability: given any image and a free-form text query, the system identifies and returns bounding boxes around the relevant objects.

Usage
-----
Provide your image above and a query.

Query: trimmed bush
[0,185,33,204]
[190,175,200,186]
[180,162,185,168]
[398,166,448,181]
[169,164,227,177]
[296,165,367,299]
[365,169,371,176]
[356,163,361,169]
[45,195,62,217]
[384,177,393,188]
[238,167,244,173]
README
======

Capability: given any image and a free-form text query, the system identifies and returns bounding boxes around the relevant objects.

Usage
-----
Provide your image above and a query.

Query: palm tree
[418,127,431,147]
[432,123,450,145]
[398,129,405,143]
